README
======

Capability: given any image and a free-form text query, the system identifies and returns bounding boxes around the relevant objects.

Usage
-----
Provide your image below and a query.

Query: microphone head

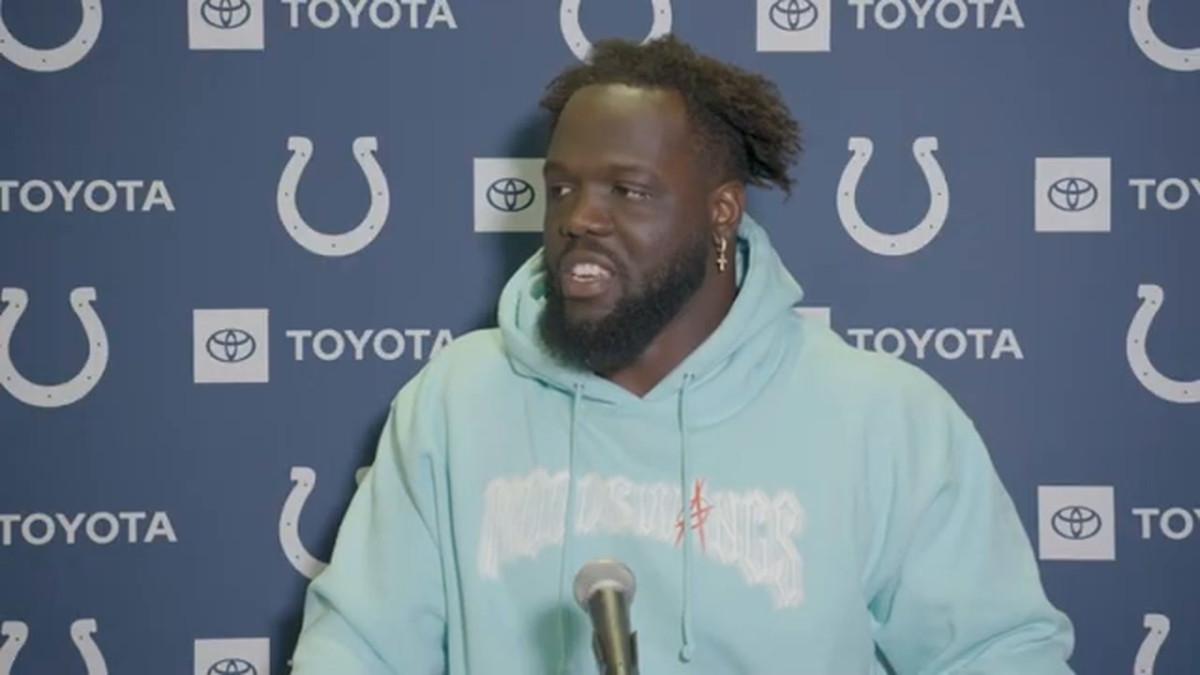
[573,557,636,609]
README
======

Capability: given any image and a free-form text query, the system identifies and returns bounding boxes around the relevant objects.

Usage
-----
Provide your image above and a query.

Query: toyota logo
[1051,505,1102,540]
[206,328,257,363]
[1047,177,1098,212]
[201,0,253,30]
[769,0,819,32]
[208,657,258,675]
[486,178,536,213]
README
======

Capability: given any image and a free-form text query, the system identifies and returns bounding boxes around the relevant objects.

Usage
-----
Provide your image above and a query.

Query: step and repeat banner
[1,1,1196,673]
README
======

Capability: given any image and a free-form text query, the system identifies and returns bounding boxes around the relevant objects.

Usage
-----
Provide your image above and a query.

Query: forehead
[546,84,695,175]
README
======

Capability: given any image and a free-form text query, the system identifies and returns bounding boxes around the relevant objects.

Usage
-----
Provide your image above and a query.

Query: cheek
[628,208,706,259]
[543,228,567,261]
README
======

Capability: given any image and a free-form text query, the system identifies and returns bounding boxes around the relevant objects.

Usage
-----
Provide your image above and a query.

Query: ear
[708,179,745,241]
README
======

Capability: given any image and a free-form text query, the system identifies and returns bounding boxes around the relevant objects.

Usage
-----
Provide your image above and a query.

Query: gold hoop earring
[715,236,728,273]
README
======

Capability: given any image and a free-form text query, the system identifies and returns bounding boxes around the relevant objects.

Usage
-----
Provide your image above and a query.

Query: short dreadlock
[539,35,803,197]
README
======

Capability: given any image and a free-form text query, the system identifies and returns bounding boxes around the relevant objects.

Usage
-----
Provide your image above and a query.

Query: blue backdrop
[1,1,1196,673]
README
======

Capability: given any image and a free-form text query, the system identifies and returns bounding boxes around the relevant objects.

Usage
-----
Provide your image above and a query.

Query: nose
[561,188,612,238]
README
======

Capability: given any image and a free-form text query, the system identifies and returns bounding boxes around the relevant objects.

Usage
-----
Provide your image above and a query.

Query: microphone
[573,557,639,675]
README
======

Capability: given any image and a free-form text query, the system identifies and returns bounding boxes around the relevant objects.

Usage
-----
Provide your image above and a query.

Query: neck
[605,271,736,397]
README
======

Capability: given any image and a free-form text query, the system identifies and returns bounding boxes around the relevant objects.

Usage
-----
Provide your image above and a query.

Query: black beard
[537,234,710,376]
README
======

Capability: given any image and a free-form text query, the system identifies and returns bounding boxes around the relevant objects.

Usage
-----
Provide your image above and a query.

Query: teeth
[571,263,611,279]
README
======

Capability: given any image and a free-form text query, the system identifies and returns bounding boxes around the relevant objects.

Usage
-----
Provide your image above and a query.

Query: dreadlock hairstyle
[539,34,803,197]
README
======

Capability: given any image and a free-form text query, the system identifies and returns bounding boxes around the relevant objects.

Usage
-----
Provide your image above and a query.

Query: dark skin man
[290,37,1076,674]
[540,83,745,397]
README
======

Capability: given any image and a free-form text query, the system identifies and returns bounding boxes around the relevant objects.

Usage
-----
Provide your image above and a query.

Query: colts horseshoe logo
[280,465,369,579]
[0,0,102,72]
[0,619,108,675]
[1126,284,1199,404]
[560,0,672,62]
[0,622,25,675]
[0,287,108,408]
[277,137,391,257]
[837,137,949,257]
[1130,1,1199,72]
[1135,614,1170,674]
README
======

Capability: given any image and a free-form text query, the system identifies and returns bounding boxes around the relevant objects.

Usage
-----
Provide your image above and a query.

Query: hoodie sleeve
[289,372,447,674]
[868,382,1076,675]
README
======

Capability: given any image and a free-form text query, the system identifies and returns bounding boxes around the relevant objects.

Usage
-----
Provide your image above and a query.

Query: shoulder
[373,328,512,452]
[425,327,509,380]
[790,316,958,412]
[386,327,512,409]
[786,316,986,488]
[782,315,976,465]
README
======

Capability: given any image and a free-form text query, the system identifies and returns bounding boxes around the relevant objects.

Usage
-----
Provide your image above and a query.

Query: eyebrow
[543,160,660,180]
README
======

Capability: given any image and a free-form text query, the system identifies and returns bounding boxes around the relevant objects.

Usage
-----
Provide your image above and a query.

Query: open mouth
[561,261,614,299]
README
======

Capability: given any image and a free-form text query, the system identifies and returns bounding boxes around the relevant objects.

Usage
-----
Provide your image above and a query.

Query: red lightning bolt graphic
[675,479,714,552]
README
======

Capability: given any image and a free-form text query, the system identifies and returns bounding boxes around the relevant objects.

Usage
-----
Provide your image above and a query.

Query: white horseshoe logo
[1127,284,1199,404]
[277,137,390,257]
[280,465,368,579]
[837,137,950,257]
[0,287,108,408]
[0,622,27,675]
[560,0,672,62]
[71,619,108,675]
[1130,1,1199,72]
[0,0,102,72]
[1135,613,1170,674]
[0,619,107,675]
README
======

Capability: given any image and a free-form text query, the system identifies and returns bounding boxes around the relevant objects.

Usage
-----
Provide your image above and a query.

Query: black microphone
[573,557,639,675]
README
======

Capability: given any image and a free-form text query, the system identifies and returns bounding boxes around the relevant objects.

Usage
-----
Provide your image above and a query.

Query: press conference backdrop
[1,0,1196,672]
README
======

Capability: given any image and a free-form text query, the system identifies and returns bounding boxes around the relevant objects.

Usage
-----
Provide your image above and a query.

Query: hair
[539,34,803,196]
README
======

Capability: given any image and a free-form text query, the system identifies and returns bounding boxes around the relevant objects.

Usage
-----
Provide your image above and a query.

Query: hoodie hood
[497,214,805,422]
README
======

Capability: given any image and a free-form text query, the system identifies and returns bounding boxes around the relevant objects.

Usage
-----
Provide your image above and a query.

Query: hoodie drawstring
[678,373,696,663]
[557,378,698,669]
[558,383,583,674]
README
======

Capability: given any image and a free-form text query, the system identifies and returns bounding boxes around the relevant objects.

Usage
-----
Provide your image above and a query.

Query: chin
[563,300,616,326]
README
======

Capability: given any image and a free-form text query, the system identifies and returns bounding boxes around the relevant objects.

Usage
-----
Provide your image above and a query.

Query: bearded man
[290,35,1075,675]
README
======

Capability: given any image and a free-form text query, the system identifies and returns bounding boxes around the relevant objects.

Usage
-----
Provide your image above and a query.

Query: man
[289,36,1075,674]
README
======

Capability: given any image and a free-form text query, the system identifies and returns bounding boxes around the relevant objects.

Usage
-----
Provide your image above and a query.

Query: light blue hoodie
[290,215,1075,674]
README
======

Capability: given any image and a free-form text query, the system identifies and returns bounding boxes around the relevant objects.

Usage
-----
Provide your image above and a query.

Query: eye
[547,184,573,199]
[615,184,651,201]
